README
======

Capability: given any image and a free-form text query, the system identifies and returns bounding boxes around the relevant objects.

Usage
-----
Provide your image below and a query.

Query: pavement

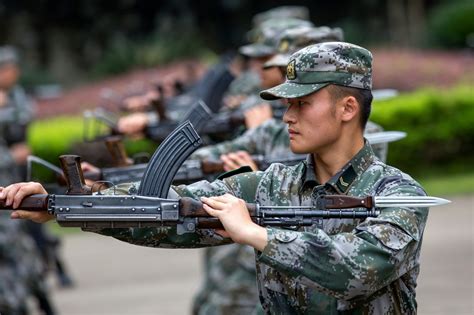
[44,195,473,315]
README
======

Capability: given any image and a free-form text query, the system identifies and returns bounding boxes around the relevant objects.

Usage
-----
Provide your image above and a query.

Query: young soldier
[4,42,427,314]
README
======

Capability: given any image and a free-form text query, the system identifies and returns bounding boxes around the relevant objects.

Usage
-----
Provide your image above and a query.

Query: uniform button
[276,231,298,243]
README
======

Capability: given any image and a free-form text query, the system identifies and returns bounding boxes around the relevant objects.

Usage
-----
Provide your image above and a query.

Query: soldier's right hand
[0,182,54,223]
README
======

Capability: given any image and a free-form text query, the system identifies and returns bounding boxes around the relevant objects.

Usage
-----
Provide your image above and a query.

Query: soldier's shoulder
[366,159,424,194]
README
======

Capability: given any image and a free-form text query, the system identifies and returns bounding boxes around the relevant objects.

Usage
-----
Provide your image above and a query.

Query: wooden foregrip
[179,197,258,217]
[201,160,225,174]
[0,194,49,211]
[59,155,92,195]
[105,136,132,167]
[323,195,374,209]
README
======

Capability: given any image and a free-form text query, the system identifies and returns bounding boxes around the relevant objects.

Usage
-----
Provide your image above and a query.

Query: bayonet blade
[374,196,451,208]
[365,131,407,145]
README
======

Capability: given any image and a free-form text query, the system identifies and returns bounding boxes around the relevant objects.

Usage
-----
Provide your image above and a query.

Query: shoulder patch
[336,165,357,193]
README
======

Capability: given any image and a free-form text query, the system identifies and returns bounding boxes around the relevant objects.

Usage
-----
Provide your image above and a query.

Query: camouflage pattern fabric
[0,85,34,186]
[226,70,261,97]
[0,213,47,314]
[252,6,310,28]
[263,26,345,69]
[240,18,314,58]
[260,42,372,100]
[85,141,427,314]
[192,244,260,315]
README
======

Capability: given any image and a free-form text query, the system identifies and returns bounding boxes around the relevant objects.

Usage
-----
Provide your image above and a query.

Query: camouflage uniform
[87,142,426,314]
[0,212,47,315]
[86,43,428,314]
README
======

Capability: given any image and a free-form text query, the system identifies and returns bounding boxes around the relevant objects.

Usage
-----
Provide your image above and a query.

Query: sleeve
[190,122,271,160]
[257,176,428,300]
[83,171,263,249]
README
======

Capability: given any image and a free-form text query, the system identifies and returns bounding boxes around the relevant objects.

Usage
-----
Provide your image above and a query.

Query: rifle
[147,109,246,142]
[1,122,449,235]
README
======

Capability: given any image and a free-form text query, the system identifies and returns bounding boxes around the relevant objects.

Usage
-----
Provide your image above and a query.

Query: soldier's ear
[340,96,359,123]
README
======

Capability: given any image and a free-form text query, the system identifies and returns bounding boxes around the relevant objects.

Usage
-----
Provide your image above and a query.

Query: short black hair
[326,84,372,129]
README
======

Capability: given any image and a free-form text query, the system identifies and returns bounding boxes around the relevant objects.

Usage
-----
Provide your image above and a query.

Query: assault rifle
[1,122,448,235]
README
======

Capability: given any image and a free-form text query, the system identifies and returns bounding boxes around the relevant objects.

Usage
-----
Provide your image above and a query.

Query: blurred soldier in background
[0,46,33,186]
[0,46,57,315]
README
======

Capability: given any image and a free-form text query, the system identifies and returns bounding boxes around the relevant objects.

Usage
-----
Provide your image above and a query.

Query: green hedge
[427,0,474,48]
[371,85,474,174]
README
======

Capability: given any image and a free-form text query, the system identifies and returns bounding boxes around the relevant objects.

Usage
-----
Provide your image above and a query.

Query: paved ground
[44,195,473,315]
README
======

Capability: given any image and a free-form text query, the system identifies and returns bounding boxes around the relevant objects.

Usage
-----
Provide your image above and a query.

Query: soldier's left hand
[201,194,267,251]
[117,112,149,136]
[0,182,54,223]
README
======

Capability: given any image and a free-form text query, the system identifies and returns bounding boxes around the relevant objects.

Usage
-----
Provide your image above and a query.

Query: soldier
[0,46,33,185]
[0,46,56,315]
[6,42,428,314]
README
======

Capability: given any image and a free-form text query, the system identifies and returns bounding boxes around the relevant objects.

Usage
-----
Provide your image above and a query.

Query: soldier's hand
[0,182,54,223]
[220,151,258,172]
[10,142,31,164]
[117,113,149,136]
[80,162,101,186]
[201,194,267,250]
[122,90,158,112]
[244,103,273,129]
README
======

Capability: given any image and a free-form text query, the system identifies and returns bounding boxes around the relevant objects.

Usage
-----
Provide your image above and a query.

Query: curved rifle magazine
[138,121,202,198]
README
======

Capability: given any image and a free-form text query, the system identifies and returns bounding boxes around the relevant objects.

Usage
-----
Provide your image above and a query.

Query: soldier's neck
[312,131,364,184]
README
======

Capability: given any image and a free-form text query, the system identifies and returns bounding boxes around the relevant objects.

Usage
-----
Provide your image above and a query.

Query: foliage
[371,85,474,175]
[427,0,474,48]
[91,24,210,78]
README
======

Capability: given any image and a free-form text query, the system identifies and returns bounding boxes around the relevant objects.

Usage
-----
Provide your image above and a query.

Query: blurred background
[0,0,472,314]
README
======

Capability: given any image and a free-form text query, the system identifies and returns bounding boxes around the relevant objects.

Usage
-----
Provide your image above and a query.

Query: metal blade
[365,131,407,145]
[374,196,451,208]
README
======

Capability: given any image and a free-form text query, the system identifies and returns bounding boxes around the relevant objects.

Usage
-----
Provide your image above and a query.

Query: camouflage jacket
[87,142,427,314]
[191,119,387,163]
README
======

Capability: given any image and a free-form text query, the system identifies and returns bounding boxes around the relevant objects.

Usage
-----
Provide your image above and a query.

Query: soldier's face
[283,88,342,154]
[261,66,285,89]
[0,63,20,89]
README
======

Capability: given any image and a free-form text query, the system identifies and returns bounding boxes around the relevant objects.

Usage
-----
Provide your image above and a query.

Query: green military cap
[252,6,310,27]
[0,46,18,66]
[240,18,314,58]
[260,42,372,100]
[263,26,345,69]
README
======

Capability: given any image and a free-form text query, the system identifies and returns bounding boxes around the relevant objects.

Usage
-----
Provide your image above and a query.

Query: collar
[300,141,375,194]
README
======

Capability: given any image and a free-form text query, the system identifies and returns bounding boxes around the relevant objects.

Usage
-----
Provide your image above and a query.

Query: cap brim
[239,43,275,58]
[263,54,290,69]
[260,82,329,100]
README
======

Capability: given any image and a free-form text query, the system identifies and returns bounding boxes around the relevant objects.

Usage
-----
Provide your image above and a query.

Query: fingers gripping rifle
[0,122,450,235]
